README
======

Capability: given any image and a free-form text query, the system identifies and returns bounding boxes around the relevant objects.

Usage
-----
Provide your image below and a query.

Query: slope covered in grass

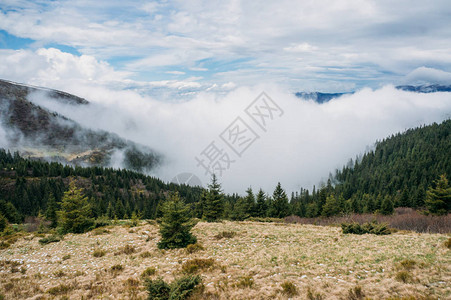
[0,221,449,299]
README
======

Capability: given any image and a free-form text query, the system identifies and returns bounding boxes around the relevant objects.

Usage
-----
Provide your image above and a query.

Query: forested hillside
[0,149,202,223]
[290,119,451,217]
[1,119,450,224]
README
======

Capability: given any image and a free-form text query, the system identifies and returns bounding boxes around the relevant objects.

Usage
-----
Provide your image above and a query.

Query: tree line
[0,119,450,226]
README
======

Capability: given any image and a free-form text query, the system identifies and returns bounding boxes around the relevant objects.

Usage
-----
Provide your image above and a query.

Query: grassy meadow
[0,221,450,299]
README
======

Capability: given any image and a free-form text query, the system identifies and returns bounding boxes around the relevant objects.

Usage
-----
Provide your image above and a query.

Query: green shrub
[91,227,111,235]
[186,243,204,253]
[398,259,416,270]
[346,285,365,300]
[181,258,214,274]
[39,234,62,245]
[146,277,170,300]
[395,271,412,283]
[307,287,324,300]
[62,254,71,260]
[47,284,72,295]
[214,231,236,239]
[115,244,136,255]
[94,216,111,228]
[110,264,124,274]
[235,276,254,288]
[146,275,201,300]
[140,251,152,258]
[0,214,8,232]
[341,221,391,235]
[0,241,10,249]
[169,275,201,300]
[141,267,157,278]
[444,237,451,249]
[281,281,297,297]
[93,249,106,257]
[53,270,66,277]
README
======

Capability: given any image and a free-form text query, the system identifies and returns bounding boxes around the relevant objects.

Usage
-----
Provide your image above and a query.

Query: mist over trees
[0,119,450,227]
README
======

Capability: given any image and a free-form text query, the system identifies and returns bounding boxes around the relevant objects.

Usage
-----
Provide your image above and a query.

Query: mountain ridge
[0,79,161,172]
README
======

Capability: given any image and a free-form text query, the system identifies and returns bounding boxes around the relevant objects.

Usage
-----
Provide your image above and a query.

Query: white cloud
[165,71,186,75]
[2,0,451,89]
[0,48,130,92]
[284,43,317,53]
[404,67,451,85]
[25,80,451,194]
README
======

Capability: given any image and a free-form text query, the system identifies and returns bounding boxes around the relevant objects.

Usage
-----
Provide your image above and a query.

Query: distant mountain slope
[295,84,451,104]
[294,91,350,103]
[333,119,451,206]
[0,79,161,172]
[396,84,451,93]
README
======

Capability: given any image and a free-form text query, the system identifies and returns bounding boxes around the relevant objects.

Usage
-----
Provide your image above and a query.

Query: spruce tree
[202,174,224,222]
[158,192,197,249]
[255,189,267,217]
[269,182,290,218]
[399,188,410,207]
[58,181,94,234]
[380,195,394,215]
[322,195,339,217]
[0,213,8,232]
[231,197,249,221]
[44,192,57,227]
[244,187,256,217]
[425,174,451,215]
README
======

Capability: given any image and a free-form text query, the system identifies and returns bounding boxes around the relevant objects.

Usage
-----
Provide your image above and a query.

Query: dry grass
[286,208,451,233]
[0,221,449,299]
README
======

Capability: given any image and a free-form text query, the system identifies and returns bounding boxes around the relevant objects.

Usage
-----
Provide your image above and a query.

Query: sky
[1,1,451,193]
[1,0,451,94]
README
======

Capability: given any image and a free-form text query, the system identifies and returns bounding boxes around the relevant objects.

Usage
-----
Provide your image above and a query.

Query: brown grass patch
[141,267,157,277]
[0,221,449,299]
[93,248,106,257]
[281,281,297,296]
[181,258,215,274]
[114,244,136,255]
[186,243,204,253]
[214,231,237,239]
[286,208,451,233]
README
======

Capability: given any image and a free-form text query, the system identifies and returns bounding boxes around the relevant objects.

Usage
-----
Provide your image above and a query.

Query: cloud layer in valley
[25,81,451,194]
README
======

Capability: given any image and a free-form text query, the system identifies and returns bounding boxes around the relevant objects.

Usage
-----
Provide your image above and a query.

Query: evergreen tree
[363,193,375,213]
[158,192,197,249]
[415,186,426,208]
[202,174,224,222]
[268,182,290,218]
[244,187,256,217]
[380,195,394,215]
[195,190,207,219]
[45,192,58,228]
[231,197,249,221]
[425,174,451,215]
[255,189,267,217]
[0,200,20,223]
[58,181,94,234]
[399,188,410,207]
[322,195,340,217]
[0,213,8,232]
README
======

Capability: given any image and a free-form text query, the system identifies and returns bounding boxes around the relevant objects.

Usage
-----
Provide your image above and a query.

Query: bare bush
[285,209,451,233]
